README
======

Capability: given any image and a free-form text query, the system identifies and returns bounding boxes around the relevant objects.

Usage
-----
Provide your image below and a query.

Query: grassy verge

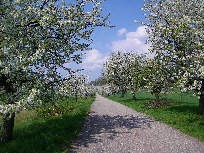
[103,91,204,142]
[0,96,95,153]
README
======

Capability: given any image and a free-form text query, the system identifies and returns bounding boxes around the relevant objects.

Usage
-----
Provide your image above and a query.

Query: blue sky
[66,0,150,81]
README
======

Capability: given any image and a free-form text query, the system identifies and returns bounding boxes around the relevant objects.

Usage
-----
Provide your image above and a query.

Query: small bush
[35,98,77,117]
[140,98,180,109]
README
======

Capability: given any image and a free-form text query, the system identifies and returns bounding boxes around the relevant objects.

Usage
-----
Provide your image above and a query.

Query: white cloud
[82,49,107,70]
[117,28,127,36]
[126,26,147,39]
[111,26,151,54]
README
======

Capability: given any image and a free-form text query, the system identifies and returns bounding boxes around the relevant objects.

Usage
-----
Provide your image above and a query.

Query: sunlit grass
[0,96,95,153]
[103,91,204,142]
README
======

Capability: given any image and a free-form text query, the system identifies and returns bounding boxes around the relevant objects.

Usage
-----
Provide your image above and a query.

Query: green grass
[0,96,95,153]
[103,91,204,142]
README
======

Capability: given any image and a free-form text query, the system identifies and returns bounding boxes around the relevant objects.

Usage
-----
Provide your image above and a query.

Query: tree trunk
[132,92,136,100]
[76,93,78,103]
[152,86,161,102]
[121,90,125,98]
[199,80,204,115]
[1,112,15,144]
[154,92,160,102]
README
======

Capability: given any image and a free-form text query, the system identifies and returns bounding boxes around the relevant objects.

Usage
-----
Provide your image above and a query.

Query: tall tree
[103,51,130,97]
[60,73,95,102]
[0,0,112,143]
[102,51,149,99]
[144,58,176,102]
[136,0,204,114]
[127,53,149,100]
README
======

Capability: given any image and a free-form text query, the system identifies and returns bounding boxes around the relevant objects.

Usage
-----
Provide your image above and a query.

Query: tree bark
[132,92,136,100]
[152,86,161,102]
[154,92,160,102]
[121,90,125,98]
[199,80,204,115]
[1,112,15,144]
[75,92,78,103]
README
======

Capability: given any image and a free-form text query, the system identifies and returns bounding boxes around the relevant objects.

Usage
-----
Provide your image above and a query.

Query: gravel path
[70,93,204,153]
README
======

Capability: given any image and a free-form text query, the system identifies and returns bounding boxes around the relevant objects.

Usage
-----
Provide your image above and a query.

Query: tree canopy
[0,0,112,115]
[0,0,112,143]
[136,0,204,114]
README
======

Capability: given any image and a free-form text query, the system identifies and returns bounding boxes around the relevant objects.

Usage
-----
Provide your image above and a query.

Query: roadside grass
[0,96,95,153]
[103,91,204,142]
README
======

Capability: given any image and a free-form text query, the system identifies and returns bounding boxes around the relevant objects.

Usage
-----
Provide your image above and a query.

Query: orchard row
[101,0,203,115]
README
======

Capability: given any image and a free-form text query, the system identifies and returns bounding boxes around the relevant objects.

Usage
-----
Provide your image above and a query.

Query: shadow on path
[71,111,156,151]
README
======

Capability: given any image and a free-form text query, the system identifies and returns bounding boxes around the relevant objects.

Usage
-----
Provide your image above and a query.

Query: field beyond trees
[102,90,204,142]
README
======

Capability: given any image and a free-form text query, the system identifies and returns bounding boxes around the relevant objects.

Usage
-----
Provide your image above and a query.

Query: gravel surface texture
[70,93,204,153]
